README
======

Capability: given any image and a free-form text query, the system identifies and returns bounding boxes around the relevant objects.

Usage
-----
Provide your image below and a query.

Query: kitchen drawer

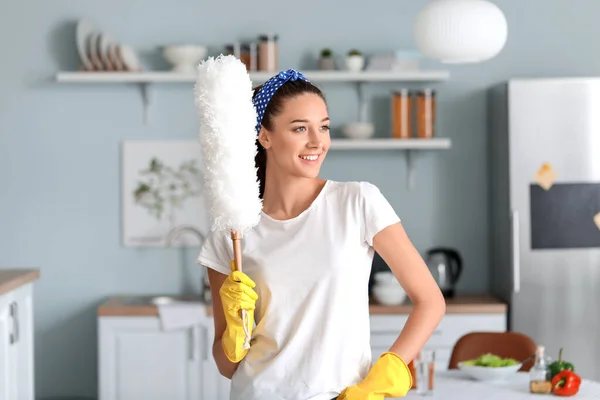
[429,314,506,347]
[370,314,507,350]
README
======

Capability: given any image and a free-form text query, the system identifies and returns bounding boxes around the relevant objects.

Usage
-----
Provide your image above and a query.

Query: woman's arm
[207,268,241,379]
[372,222,446,363]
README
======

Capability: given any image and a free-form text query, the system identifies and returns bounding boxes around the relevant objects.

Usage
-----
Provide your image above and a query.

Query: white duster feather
[194,55,262,235]
[194,55,262,350]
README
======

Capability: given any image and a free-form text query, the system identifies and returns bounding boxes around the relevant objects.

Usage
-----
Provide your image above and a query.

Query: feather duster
[194,55,262,348]
[194,55,262,236]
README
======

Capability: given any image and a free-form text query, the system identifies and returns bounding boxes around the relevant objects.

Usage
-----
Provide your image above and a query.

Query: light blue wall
[3,0,600,398]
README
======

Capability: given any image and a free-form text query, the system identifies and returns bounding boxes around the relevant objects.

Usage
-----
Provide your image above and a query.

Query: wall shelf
[329,137,450,150]
[55,69,450,125]
[55,70,450,84]
[329,138,451,189]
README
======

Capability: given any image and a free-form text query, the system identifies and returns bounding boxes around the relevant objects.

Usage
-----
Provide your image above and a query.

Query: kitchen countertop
[369,294,507,315]
[0,269,40,296]
[98,295,206,317]
[98,294,507,317]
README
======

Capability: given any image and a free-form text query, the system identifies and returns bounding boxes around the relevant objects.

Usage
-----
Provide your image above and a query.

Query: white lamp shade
[414,0,508,64]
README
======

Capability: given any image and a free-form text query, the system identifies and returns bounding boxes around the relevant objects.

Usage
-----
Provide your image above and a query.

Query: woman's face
[259,93,330,180]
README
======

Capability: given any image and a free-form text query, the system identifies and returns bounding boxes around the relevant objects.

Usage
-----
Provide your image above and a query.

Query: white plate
[87,31,104,70]
[108,44,125,71]
[75,19,95,70]
[118,44,142,71]
[97,32,115,70]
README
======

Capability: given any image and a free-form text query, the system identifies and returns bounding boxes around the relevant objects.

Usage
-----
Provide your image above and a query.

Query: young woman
[197,69,446,400]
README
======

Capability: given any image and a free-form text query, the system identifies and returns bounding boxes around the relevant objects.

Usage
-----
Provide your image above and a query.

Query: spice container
[530,345,552,394]
[392,89,413,139]
[416,88,436,139]
[248,42,258,71]
[225,43,238,56]
[225,43,257,71]
[258,34,278,72]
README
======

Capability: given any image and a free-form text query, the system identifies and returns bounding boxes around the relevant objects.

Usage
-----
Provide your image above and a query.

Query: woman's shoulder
[325,180,383,202]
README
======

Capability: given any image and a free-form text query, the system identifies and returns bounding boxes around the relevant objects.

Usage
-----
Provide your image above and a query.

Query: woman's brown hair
[253,79,326,199]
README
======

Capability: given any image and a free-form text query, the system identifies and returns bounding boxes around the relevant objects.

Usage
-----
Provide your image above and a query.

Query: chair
[448,331,538,372]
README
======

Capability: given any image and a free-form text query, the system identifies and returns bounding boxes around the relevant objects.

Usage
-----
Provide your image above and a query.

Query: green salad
[461,353,519,367]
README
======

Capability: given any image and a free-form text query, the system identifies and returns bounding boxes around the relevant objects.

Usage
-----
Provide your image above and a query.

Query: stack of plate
[76,18,141,72]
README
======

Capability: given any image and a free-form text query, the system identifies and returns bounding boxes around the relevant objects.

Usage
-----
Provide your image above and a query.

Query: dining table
[401,370,600,399]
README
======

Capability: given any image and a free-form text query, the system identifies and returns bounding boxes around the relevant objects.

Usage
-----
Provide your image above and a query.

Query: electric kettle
[425,247,462,298]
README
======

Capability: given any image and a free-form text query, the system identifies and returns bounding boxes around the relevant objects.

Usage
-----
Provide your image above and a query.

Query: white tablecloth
[401,371,600,399]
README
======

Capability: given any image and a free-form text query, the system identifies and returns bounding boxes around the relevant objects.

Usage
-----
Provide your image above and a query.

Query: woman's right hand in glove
[219,261,258,363]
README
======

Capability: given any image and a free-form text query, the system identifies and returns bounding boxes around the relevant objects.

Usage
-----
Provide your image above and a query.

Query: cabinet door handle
[189,327,200,362]
[189,328,194,361]
[203,328,209,361]
[9,302,19,345]
[511,209,521,293]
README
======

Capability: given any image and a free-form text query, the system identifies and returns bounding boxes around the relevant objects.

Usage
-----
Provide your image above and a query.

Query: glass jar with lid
[258,34,279,72]
[416,88,436,138]
[392,89,413,139]
[224,43,257,71]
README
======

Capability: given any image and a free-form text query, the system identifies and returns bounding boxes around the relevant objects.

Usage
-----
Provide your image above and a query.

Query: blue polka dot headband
[252,69,310,135]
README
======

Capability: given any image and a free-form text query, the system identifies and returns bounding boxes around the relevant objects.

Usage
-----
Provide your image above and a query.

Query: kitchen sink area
[97,294,210,317]
[118,294,204,306]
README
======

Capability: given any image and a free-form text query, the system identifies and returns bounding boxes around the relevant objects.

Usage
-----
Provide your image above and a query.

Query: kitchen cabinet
[370,313,507,371]
[0,270,38,400]
[98,315,230,400]
[98,295,506,400]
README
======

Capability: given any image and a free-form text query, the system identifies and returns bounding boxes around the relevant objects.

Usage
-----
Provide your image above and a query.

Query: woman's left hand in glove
[337,352,413,400]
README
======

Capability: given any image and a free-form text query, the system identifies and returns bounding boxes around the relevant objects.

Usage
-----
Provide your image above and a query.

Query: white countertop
[403,371,600,399]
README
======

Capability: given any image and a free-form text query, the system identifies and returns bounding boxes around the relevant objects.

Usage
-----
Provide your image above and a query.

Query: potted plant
[318,48,335,70]
[345,49,365,72]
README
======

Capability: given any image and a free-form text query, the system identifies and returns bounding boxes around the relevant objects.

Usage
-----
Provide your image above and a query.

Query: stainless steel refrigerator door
[508,78,600,380]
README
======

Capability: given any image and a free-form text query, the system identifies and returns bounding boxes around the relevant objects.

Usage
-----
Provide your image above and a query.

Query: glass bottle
[529,345,552,394]
[258,34,279,72]
[225,42,257,72]
[237,43,251,71]
[416,88,436,139]
[392,89,413,139]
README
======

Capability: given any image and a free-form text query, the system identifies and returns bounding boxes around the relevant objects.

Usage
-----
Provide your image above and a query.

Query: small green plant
[320,48,333,58]
[347,49,362,57]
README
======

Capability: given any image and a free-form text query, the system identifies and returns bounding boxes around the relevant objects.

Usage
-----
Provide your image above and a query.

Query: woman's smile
[299,153,321,163]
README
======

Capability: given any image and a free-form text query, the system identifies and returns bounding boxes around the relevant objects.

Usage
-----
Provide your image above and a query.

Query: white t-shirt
[196,180,401,400]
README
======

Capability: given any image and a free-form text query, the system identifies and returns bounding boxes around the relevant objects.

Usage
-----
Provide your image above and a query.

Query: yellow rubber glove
[219,261,258,363]
[338,352,413,400]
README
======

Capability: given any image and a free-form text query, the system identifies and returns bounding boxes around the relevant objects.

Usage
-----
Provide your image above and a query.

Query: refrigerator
[489,78,600,381]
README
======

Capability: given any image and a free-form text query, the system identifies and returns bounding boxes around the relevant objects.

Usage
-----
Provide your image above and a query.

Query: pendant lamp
[414,0,508,64]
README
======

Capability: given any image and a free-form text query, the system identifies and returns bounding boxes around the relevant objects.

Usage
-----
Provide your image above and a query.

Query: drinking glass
[415,349,435,396]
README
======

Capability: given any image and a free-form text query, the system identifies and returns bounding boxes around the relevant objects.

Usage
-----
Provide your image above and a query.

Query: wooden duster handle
[230,230,250,338]
[231,231,243,273]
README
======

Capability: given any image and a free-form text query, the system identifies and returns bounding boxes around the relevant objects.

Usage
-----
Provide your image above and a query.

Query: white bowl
[372,285,407,306]
[373,271,397,286]
[458,362,522,382]
[163,45,207,73]
[342,122,375,139]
